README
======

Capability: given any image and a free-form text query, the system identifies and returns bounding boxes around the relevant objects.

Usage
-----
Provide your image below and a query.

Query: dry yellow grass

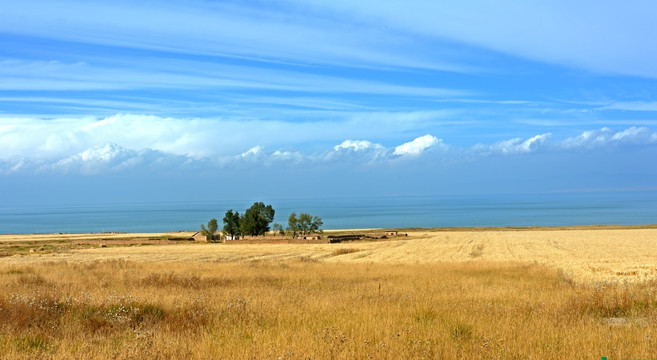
[1,260,656,359]
[1,227,656,359]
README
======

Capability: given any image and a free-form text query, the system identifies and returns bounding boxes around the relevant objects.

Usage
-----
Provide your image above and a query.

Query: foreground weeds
[0,260,655,359]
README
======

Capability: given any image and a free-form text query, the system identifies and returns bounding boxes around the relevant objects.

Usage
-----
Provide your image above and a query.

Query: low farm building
[191,232,205,242]
[191,232,222,242]
[385,231,398,236]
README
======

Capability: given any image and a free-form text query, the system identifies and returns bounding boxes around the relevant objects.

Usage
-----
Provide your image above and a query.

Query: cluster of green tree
[200,202,323,241]
[287,212,323,238]
[221,202,275,239]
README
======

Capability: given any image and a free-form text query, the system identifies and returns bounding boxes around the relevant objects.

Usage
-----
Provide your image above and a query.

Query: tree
[288,212,322,237]
[308,214,323,235]
[222,210,240,239]
[240,202,275,236]
[297,213,311,235]
[200,218,219,242]
[287,212,299,238]
[297,212,323,235]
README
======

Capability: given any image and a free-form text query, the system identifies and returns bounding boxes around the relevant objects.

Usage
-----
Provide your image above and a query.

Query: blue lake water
[1,191,656,234]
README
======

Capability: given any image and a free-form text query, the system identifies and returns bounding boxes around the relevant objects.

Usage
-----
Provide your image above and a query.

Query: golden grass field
[1,227,656,359]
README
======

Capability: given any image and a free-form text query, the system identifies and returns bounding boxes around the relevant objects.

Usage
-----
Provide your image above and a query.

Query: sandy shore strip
[0,231,197,242]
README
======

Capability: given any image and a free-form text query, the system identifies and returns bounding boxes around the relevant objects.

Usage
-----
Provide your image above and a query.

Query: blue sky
[1,0,656,205]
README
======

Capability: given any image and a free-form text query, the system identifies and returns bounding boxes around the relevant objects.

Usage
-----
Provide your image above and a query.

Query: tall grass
[0,260,655,359]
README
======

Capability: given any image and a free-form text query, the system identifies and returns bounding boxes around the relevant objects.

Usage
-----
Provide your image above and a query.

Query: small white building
[297,234,321,240]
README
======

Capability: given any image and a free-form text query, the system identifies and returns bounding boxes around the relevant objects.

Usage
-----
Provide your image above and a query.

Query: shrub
[449,321,474,342]
[331,248,360,256]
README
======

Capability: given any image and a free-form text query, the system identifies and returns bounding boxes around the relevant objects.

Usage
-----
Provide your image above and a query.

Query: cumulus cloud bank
[51,143,192,174]
[561,127,657,149]
[0,114,214,161]
[0,113,445,164]
[0,113,655,176]
[469,127,657,157]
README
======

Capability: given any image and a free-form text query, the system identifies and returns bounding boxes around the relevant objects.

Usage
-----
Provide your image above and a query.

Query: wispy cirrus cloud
[4,1,655,77]
[0,1,475,73]
[601,101,657,112]
[286,0,657,78]
[0,59,465,99]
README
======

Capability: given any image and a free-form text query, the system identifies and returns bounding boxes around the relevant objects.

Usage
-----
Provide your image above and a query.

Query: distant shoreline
[394,224,657,231]
[1,224,656,239]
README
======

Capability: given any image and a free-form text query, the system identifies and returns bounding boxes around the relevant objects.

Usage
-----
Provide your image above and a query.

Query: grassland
[0,227,656,359]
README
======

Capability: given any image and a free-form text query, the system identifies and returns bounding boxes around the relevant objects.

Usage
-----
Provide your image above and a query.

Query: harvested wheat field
[3,227,655,283]
[1,227,656,359]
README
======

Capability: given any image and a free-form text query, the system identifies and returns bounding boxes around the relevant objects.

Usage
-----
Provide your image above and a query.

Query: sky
[1,0,656,206]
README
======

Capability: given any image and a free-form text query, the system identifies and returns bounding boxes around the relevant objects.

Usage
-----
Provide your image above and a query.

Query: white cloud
[0,114,290,162]
[72,143,123,163]
[271,150,303,162]
[9,159,25,173]
[1,117,655,175]
[0,111,451,164]
[334,140,383,152]
[50,143,188,174]
[481,133,552,155]
[241,146,264,158]
[320,139,389,163]
[55,143,132,172]
[239,146,306,165]
[612,127,657,143]
[561,128,611,149]
[393,134,440,156]
[560,127,657,149]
